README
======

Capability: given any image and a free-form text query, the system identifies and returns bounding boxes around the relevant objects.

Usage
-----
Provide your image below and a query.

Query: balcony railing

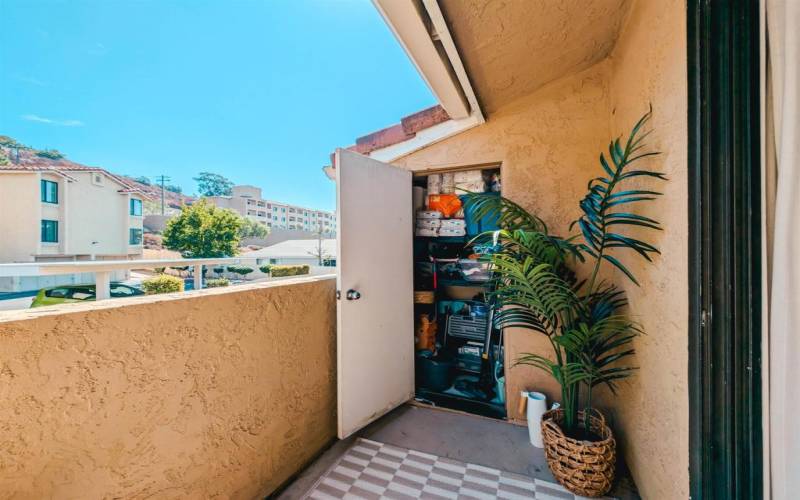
[0,258,241,300]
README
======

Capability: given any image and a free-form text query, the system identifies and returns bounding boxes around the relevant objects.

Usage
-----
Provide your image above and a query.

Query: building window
[130,198,143,216]
[281,207,286,212]
[41,220,58,243]
[41,180,58,204]
[129,228,143,245]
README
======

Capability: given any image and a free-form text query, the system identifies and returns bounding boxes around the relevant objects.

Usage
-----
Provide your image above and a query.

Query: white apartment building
[0,153,144,291]
[206,185,336,235]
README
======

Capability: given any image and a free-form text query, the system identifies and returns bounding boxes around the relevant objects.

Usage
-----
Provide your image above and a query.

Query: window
[130,198,142,216]
[41,220,58,243]
[129,228,143,245]
[41,180,58,204]
[281,207,286,213]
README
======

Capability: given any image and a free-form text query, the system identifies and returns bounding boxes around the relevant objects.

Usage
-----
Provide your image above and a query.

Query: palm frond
[462,193,547,233]
[490,257,582,334]
[571,107,666,288]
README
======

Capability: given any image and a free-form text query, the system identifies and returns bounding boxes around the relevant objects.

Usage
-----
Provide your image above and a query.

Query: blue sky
[0,0,435,211]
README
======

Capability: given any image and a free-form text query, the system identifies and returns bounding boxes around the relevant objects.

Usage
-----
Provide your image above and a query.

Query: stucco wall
[0,173,40,262]
[393,3,688,495]
[394,62,613,419]
[606,1,689,498]
[0,276,337,499]
[65,172,132,256]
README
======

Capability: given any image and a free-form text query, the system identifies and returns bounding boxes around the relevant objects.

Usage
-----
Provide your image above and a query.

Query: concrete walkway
[273,404,638,499]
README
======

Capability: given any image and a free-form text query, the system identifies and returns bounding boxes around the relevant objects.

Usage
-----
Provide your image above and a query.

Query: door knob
[346,289,361,300]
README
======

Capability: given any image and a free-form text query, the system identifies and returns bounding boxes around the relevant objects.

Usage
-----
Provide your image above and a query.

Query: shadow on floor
[273,404,638,499]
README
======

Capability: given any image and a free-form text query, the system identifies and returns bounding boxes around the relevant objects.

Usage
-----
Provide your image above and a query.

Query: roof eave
[372,0,482,122]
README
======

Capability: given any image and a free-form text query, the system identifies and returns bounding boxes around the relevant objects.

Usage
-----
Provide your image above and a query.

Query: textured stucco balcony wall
[0,275,337,499]
[391,0,688,496]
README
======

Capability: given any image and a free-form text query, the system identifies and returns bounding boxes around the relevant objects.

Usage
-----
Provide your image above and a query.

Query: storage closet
[411,167,506,419]
[335,149,508,438]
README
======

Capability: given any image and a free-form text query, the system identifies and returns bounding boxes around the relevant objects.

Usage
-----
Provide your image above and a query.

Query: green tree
[162,200,243,257]
[193,172,233,196]
[133,176,151,185]
[239,217,269,239]
[165,184,183,194]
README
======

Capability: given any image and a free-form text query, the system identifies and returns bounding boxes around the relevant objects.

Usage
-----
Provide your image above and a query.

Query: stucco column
[193,265,203,290]
[95,271,110,300]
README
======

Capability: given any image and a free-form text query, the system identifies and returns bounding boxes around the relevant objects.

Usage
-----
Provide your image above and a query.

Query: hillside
[118,176,195,214]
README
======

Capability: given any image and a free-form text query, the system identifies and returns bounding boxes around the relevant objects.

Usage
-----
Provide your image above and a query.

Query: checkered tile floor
[302,438,611,500]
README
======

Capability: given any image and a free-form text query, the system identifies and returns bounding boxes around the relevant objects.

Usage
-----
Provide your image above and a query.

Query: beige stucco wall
[0,276,337,499]
[605,0,689,498]
[65,172,140,256]
[394,61,614,418]
[0,173,40,262]
[0,171,143,262]
[394,2,688,495]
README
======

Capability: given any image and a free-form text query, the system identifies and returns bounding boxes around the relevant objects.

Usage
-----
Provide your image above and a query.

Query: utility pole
[154,175,170,215]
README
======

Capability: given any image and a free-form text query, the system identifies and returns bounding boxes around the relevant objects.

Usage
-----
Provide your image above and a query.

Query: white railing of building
[0,258,241,300]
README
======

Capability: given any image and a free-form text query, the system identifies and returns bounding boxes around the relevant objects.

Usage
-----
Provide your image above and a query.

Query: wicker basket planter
[541,408,616,497]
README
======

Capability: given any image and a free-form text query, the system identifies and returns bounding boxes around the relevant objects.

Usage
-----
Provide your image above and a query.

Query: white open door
[335,148,414,439]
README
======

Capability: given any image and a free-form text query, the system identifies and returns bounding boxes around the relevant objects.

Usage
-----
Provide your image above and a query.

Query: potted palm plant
[465,108,665,497]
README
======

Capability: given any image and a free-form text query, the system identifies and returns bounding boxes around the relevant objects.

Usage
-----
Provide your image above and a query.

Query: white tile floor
[303,438,606,500]
[276,405,638,500]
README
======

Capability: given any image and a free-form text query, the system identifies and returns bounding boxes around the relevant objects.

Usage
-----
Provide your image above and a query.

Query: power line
[154,175,171,215]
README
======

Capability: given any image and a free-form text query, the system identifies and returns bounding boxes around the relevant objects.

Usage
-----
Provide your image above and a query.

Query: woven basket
[541,408,616,497]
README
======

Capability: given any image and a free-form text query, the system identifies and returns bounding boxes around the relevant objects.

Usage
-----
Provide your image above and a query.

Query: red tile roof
[327,105,450,172]
[0,146,146,197]
[347,105,450,156]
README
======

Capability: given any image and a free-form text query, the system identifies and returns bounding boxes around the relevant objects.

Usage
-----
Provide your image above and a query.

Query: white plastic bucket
[526,391,547,448]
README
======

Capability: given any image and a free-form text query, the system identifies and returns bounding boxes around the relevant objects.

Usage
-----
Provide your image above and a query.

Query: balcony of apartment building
[1,1,791,499]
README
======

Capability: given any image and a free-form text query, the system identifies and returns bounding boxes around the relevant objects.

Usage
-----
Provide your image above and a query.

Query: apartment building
[205,185,336,235]
[0,149,144,291]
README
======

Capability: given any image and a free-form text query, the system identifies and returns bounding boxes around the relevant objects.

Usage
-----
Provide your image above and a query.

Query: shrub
[153,267,166,274]
[259,264,272,274]
[270,265,310,277]
[205,278,230,288]
[141,274,184,295]
[226,265,254,279]
[213,266,225,276]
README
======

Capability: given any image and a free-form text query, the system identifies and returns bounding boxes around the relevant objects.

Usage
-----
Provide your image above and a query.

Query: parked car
[30,283,144,308]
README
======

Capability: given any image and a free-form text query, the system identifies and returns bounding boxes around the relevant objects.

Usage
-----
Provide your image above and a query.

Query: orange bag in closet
[428,194,462,218]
